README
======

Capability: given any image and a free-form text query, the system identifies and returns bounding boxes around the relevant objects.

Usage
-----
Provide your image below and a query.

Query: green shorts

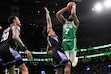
[62,38,77,51]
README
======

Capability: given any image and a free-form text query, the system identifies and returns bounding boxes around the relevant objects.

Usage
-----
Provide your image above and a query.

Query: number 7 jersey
[63,20,77,39]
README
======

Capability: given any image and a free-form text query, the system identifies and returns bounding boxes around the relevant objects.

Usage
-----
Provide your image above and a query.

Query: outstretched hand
[71,5,76,14]
[44,7,49,13]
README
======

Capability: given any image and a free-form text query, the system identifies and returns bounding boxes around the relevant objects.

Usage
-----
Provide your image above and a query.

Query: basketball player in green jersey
[56,2,79,67]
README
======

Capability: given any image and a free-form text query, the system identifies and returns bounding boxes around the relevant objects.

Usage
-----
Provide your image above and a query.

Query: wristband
[21,46,27,51]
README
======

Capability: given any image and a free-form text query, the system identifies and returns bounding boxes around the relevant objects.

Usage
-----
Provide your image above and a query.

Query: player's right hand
[25,50,33,59]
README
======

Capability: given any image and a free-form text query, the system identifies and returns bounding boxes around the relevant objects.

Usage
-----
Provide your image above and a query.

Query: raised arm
[56,7,68,24]
[44,7,56,36]
[44,7,53,33]
[71,5,79,28]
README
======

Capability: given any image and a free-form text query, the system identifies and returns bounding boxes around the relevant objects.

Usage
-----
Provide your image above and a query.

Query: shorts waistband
[63,39,74,42]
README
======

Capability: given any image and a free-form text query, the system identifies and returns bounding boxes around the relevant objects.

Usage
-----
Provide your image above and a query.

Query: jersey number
[65,29,69,34]
[1,32,9,42]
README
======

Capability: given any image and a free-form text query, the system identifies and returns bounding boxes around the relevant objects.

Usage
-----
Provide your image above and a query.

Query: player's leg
[55,68,63,74]
[70,50,78,67]
[18,63,28,74]
[8,66,15,74]
[64,61,71,74]
[69,38,78,67]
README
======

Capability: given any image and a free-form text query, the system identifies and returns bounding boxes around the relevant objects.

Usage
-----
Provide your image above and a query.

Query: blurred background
[0,0,111,74]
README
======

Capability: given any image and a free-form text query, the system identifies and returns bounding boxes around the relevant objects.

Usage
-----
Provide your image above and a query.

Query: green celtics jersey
[63,20,77,39]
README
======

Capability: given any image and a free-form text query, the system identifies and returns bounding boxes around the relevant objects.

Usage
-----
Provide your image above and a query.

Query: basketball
[67,2,76,10]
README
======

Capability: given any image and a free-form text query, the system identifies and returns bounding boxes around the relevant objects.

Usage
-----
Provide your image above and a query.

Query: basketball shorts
[52,47,69,68]
[62,38,77,51]
[0,43,23,69]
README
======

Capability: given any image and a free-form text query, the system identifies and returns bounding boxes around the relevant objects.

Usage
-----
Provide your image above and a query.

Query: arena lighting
[40,70,46,74]
[86,66,90,71]
[92,0,111,12]
[108,64,111,68]
[19,51,47,54]
[22,58,53,62]
[93,3,103,12]
[77,44,111,52]
[38,11,40,13]
[104,0,111,8]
